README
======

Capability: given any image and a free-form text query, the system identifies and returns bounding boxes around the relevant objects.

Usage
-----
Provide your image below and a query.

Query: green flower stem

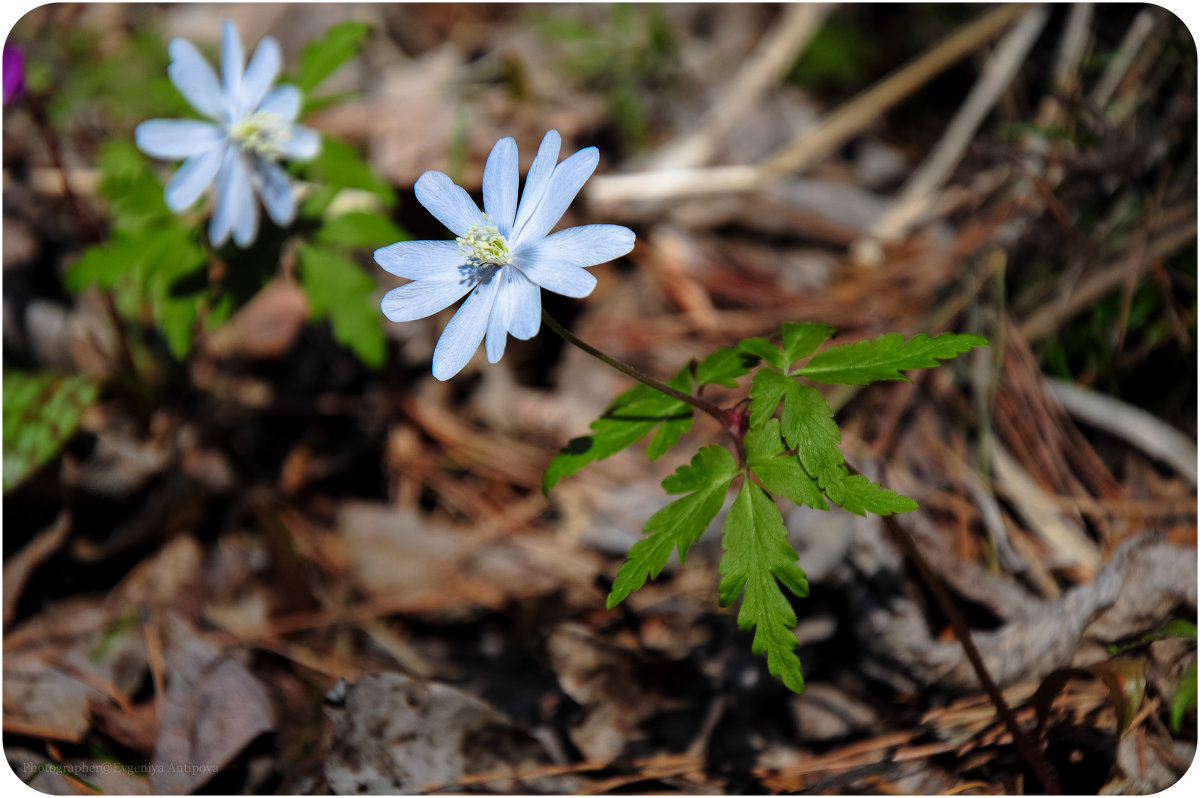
[541,310,727,424]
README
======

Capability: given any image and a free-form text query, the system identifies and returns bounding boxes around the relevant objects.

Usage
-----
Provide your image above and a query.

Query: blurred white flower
[136,19,320,247]
[375,130,635,380]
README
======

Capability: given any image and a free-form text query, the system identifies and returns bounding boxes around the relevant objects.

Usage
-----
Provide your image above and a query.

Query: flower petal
[506,268,541,340]
[484,268,516,363]
[221,19,244,101]
[513,130,560,238]
[238,35,280,115]
[483,137,518,236]
[136,119,224,160]
[381,279,474,323]
[232,189,259,247]
[209,147,253,247]
[259,84,301,120]
[414,171,483,237]
[164,144,224,211]
[167,38,225,120]
[374,240,468,281]
[432,277,501,380]
[259,161,295,226]
[282,125,320,161]
[513,257,597,298]
[513,145,597,245]
[521,224,635,268]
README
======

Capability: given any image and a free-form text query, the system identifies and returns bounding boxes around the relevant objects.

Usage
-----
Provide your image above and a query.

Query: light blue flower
[376,130,635,380]
[135,20,320,247]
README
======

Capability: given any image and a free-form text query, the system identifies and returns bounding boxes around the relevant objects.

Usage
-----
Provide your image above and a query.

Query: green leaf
[297,243,386,368]
[828,474,917,516]
[748,368,789,428]
[3,370,100,492]
[799,332,988,385]
[1171,660,1197,733]
[543,368,694,492]
[738,337,787,371]
[96,139,172,233]
[297,137,395,208]
[316,211,407,249]
[696,346,758,388]
[745,420,827,510]
[144,227,207,359]
[779,382,846,498]
[718,481,809,693]
[294,21,372,94]
[607,446,738,608]
[781,322,834,367]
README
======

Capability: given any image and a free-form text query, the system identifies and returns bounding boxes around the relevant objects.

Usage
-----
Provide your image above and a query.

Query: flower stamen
[457,216,513,267]
[229,110,292,160]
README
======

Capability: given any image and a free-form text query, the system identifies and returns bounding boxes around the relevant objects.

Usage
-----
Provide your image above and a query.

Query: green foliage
[799,332,988,385]
[739,338,787,371]
[293,21,372,96]
[545,320,985,692]
[829,474,919,516]
[543,367,695,493]
[745,420,827,510]
[297,243,386,368]
[531,4,675,150]
[695,347,758,388]
[315,211,407,249]
[781,322,834,365]
[1171,661,1197,733]
[786,19,873,93]
[3,370,100,492]
[718,481,809,693]
[607,446,739,608]
[295,137,396,211]
[67,141,208,359]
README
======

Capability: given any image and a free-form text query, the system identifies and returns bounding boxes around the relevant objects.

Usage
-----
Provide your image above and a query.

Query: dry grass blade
[1045,377,1198,485]
[857,6,1050,257]
[1090,9,1158,110]
[655,4,833,170]
[588,3,1029,204]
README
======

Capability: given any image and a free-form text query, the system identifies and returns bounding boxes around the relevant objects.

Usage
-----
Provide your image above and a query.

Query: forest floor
[3,3,1197,795]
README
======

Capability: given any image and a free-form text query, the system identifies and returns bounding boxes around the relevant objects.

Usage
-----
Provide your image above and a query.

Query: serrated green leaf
[607,446,738,608]
[544,368,694,492]
[696,347,758,388]
[3,370,100,492]
[718,481,808,693]
[828,474,917,516]
[780,382,846,498]
[295,21,371,94]
[1171,660,1197,733]
[745,420,828,510]
[798,332,988,385]
[738,337,787,370]
[297,243,386,368]
[781,322,834,368]
[748,369,789,428]
[316,211,408,248]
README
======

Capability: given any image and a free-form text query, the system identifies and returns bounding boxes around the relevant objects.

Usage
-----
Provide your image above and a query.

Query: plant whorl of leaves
[545,323,986,692]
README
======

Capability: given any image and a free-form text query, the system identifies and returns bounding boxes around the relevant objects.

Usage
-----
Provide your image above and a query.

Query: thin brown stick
[874,500,1061,794]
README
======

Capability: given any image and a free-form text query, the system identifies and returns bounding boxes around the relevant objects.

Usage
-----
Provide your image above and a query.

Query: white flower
[375,130,635,380]
[135,20,320,247]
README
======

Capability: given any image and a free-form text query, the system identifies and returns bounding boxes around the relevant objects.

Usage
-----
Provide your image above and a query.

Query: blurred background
[2,3,1197,794]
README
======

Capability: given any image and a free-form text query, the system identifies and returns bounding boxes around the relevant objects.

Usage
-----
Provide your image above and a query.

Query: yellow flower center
[457,217,513,267]
[229,111,292,160]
